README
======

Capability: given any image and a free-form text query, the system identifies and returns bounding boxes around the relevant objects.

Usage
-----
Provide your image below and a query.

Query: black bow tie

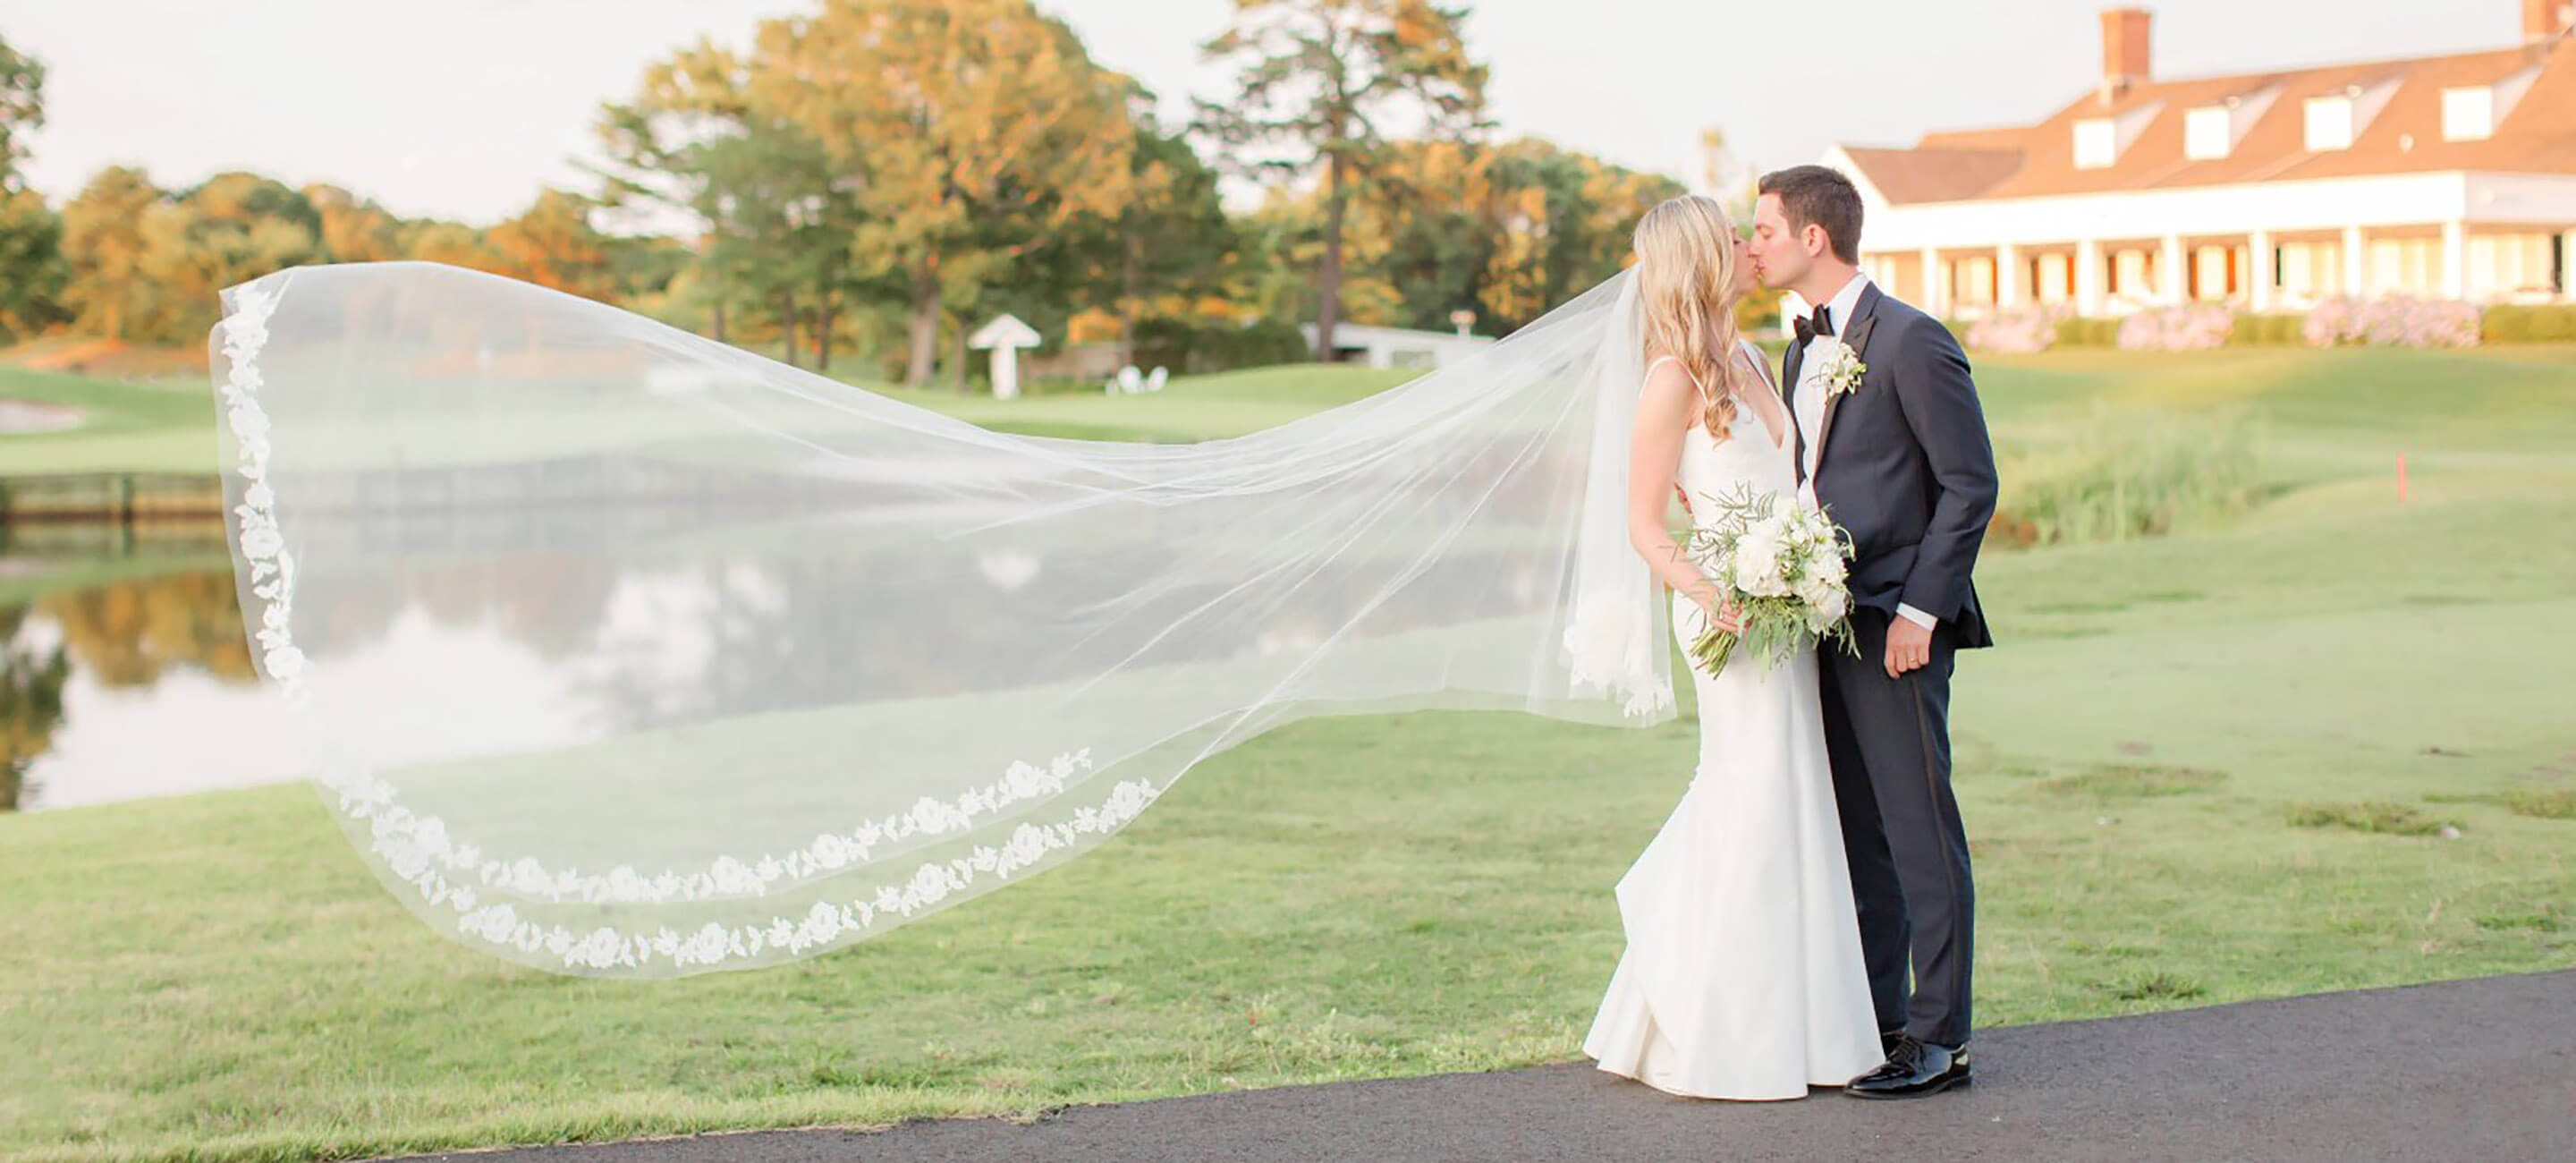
[1793,304,1835,347]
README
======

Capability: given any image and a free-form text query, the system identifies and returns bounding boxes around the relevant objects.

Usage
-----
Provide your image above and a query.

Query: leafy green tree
[131,172,323,344]
[1194,0,1487,361]
[0,35,62,340]
[304,183,402,262]
[487,187,614,300]
[593,38,760,343]
[0,33,44,195]
[59,166,163,341]
[1275,137,1682,336]
[0,190,65,340]
[400,218,502,271]
[748,0,1140,385]
[594,38,877,364]
[1093,122,1242,369]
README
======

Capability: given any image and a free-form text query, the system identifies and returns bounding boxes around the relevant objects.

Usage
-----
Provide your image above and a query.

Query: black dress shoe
[1845,1035,1971,1099]
[1879,1029,1906,1057]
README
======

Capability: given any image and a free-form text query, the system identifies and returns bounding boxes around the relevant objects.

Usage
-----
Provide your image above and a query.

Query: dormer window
[2185,106,2232,160]
[2444,67,2542,142]
[2444,88,2496,140]
[2181,87,2278,164]
[2072,100,2165,170]
[2306,96,2354,151]
[2304,78,2402,153]
[2074,119,2118,169]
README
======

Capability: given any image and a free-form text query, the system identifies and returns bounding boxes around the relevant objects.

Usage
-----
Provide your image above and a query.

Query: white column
[2073,241,2100,314]
[1919,248,1945,316]
[2440,220,2469,301]
[1996,242,2023,309]
[2343,225,2368,297]
[2562,230,2576,301]
[2160,234,2189,304]
[2249,231,2275,311]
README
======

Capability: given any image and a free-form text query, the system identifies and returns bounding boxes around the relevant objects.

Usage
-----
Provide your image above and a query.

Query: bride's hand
[1690,589,1744,633]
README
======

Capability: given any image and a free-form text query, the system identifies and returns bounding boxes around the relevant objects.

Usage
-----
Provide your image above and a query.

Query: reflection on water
[4,430,1574,817]
[4,568,265,811]
[3,531,1559,814]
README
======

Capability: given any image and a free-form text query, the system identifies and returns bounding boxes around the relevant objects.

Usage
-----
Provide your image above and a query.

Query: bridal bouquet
[1682,484,1858,675]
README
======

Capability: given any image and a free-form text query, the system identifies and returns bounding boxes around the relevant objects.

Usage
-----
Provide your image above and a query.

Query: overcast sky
[0,0,2529,227]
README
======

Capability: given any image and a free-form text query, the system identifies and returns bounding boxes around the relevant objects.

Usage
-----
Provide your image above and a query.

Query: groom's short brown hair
[1758,166,1863,267]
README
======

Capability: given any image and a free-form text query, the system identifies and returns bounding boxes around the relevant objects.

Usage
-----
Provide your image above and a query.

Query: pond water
[4,560,277,811]
[3,504,1561,815]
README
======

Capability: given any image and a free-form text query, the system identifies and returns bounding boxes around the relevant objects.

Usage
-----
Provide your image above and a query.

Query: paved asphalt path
[390,970,2573,1162]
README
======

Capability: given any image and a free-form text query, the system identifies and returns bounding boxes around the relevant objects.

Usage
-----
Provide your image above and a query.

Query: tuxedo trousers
[1818,607,1975,1048]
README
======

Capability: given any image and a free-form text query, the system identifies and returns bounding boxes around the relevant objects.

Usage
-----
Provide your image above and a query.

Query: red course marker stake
[2396,454,2408,505]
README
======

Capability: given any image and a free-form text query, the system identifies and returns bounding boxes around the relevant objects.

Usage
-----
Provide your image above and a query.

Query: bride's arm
[1627,362,1725,619]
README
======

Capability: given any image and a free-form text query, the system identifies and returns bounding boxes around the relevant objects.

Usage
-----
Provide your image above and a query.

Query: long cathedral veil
[208,259,1670,978]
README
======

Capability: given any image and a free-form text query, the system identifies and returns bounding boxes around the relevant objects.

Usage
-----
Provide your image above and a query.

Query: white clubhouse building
[1828,3,2576,317]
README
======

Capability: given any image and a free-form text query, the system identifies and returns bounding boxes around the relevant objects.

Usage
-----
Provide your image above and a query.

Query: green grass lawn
[0,363,1424,475]
[0,369,221,478]
[3,345,2572,1162]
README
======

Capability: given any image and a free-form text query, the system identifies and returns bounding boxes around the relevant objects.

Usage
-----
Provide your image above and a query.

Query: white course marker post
[969,313,1042,400]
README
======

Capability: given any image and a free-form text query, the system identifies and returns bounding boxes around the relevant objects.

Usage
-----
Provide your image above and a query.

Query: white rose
[1741,541,1782,600]
[1815,584,1850,623]
[1793,569,1838,611]
[1732,527,1790,596]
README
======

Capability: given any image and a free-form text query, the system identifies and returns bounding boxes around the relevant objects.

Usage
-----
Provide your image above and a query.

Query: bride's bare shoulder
[1641,352,1699,388]
[1638,353,1700,418]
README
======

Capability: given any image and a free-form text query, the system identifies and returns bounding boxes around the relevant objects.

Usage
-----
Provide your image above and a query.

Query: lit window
[2074,119,2117,169]
[2185,106,2233,160]
[2305,97,2354,151]
[2443,87,2496,141]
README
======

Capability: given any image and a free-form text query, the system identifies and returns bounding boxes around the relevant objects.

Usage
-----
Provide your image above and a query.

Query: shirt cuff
[1894,603,1937,631]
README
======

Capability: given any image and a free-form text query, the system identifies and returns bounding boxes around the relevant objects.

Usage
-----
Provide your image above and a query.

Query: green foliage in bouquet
[1678,482,1860,677]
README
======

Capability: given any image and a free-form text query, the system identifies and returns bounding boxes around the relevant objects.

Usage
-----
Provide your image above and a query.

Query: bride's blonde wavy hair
[1631,195,1749,442]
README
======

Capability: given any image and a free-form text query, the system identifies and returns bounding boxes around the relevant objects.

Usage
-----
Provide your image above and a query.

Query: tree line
[0,1,1690,385]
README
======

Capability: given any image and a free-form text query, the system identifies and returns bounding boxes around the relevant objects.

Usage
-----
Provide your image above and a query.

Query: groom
[1749,166,1997,1099]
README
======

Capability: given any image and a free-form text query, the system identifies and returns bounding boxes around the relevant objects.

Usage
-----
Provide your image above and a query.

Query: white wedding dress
[1580,341,1882,1100]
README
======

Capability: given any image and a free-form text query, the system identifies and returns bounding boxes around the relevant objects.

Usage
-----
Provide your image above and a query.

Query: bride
[1577,195,1881,1100]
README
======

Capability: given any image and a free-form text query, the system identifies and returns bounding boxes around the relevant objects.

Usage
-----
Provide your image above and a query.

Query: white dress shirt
[1793,272,1937,632]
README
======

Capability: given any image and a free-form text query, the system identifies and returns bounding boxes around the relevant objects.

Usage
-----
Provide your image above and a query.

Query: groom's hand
[1884,616,1933,678]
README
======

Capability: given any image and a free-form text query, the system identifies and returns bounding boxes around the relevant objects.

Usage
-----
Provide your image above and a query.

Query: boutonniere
[1817,337,1867,399]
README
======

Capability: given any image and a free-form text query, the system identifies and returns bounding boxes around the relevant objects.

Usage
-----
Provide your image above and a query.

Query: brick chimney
[2101,7,2153,103]
[2527,0,2573,43]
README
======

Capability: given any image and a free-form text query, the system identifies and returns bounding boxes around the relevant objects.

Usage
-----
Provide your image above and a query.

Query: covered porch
[1844,171,2576,318]
[1870,225,2576,317]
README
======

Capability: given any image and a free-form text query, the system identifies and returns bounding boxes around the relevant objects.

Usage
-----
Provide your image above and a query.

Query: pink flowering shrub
[1963,305,2072,353]
[2115,304,2234,352]
[2302,296,2480,349]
